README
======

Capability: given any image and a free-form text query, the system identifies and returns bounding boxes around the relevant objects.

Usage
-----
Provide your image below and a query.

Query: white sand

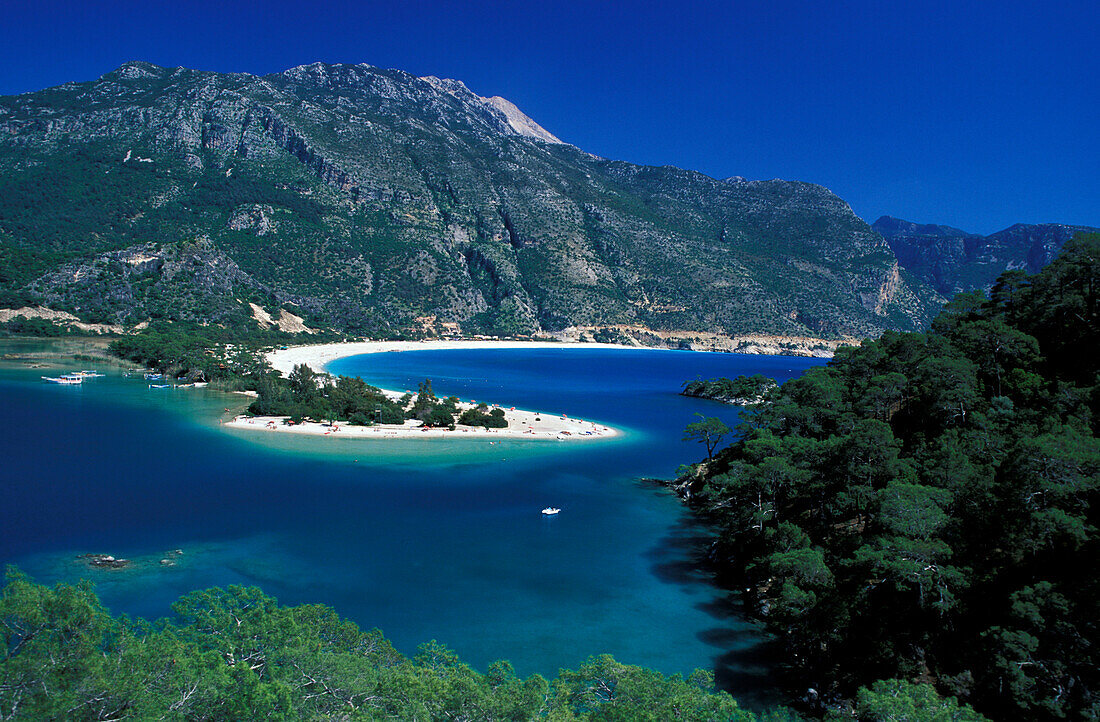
[266,339,640,376]
[226,340,637,442]
[224,409,618,441]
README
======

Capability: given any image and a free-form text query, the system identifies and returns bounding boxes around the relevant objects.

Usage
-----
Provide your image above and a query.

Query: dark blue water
[0,347,823,703]
[328,347,817,473]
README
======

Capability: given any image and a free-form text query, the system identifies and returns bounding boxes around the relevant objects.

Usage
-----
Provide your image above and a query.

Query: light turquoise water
[0,347,824,704]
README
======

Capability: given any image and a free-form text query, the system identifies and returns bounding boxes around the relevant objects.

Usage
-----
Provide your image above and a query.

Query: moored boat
[42,374,84,385]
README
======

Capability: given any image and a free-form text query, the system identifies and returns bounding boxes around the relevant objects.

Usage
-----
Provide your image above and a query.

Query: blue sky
[1,0,1096,233]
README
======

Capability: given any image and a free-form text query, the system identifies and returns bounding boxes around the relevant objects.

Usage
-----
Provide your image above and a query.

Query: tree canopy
[684,415,733,461]
[0,567,771,721]
[681,233,1100,720]
[682,374,778,404]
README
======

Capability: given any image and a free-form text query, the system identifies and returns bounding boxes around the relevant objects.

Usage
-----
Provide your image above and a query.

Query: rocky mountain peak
[107,60,170,81]
[0,60,945,341]
[873,216,973,239]
[875,216,1098,296]
[419,75,472,96]
[280,61,371,87]
[420,74,562,144]
[483,96,561,144]
[258,63,562,144]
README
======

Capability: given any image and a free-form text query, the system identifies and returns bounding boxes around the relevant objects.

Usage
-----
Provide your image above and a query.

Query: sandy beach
[265,339,640,376]
[224,409,619,441]
[226,340,634,441]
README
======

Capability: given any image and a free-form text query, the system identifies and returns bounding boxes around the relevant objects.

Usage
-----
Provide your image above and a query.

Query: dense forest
[107,323,511,429]
[680,233,1099,719]
[0,568,993,721]
[108,322,336,385]
[13,234,1096,718]
[250,370,508,429]
[682,374,778,404]
[0,315,81,336]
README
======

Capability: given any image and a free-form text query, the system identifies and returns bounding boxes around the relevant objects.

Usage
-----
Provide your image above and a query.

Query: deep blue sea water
[0,346,824,705]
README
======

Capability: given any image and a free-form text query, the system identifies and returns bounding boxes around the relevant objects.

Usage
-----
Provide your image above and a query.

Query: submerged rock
[77,553,131,569]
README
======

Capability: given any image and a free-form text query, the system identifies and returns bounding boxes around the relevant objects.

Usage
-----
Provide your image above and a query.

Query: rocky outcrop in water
[77,553,131,569]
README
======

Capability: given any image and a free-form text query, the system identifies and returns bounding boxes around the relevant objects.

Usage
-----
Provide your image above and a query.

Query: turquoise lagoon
[0,346,824,703]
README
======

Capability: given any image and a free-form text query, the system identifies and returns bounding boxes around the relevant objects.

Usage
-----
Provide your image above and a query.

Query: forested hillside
[0,61,941,343]
[681,233,1099,719]
[0,567,994,721]
[874,216,1098,297]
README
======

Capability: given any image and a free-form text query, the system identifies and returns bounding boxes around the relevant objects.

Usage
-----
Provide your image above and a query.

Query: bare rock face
[861,262,902,314]
[228,205,276,235]
[482,95,563,144]
[27,239,272,326]
[250,303,315,333]
[874,216,1099,296]
[0,61,947,339]
[274,308,313,334]
[0,306,124,334]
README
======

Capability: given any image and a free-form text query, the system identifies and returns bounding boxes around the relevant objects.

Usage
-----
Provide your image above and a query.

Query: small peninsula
[224,340,627,441]
[226,374,617,442]
[681,374,778,405]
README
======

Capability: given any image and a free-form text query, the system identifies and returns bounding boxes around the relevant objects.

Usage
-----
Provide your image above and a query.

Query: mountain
[874,216,1098,297]
[0,61,943,345]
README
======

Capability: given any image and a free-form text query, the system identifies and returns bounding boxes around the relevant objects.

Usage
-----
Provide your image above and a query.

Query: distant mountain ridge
[874,216,1098,296]
[0,61,943,344]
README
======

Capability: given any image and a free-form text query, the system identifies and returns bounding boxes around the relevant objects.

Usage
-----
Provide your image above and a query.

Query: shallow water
[0,346,824,705]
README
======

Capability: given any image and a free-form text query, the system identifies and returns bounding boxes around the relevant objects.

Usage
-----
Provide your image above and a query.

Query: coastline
[231,340,634,441]
[224,410,619,442]
[265,339,642,376]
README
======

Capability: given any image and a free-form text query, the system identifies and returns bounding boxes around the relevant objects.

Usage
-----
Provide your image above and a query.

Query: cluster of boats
[139,372,208,389]
[148,380,208,389]
[41,369,208,390]
[40,370,104,385]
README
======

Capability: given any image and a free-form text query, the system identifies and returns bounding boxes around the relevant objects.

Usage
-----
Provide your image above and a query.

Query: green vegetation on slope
[678,233,1100,720]
[0,567,989,721]
[0,567,781,721]
[108,323,345,386]
[874,216,1100,297]
[106,321,509,429]
[0,315,82,337]
[0,62,943,340]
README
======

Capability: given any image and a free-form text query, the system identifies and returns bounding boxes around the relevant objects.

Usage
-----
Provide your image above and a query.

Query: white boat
[42,374,83,385]
[541,507,561,515]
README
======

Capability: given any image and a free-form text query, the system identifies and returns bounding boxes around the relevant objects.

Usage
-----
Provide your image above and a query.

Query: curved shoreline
[228,340,635,442]
[224,412,620,442]
[265,339,643,376]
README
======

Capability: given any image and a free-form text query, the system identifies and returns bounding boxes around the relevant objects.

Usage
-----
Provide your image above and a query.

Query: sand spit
[226,340,632,441]
[265,339,639,376]
[225,409,619,442]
